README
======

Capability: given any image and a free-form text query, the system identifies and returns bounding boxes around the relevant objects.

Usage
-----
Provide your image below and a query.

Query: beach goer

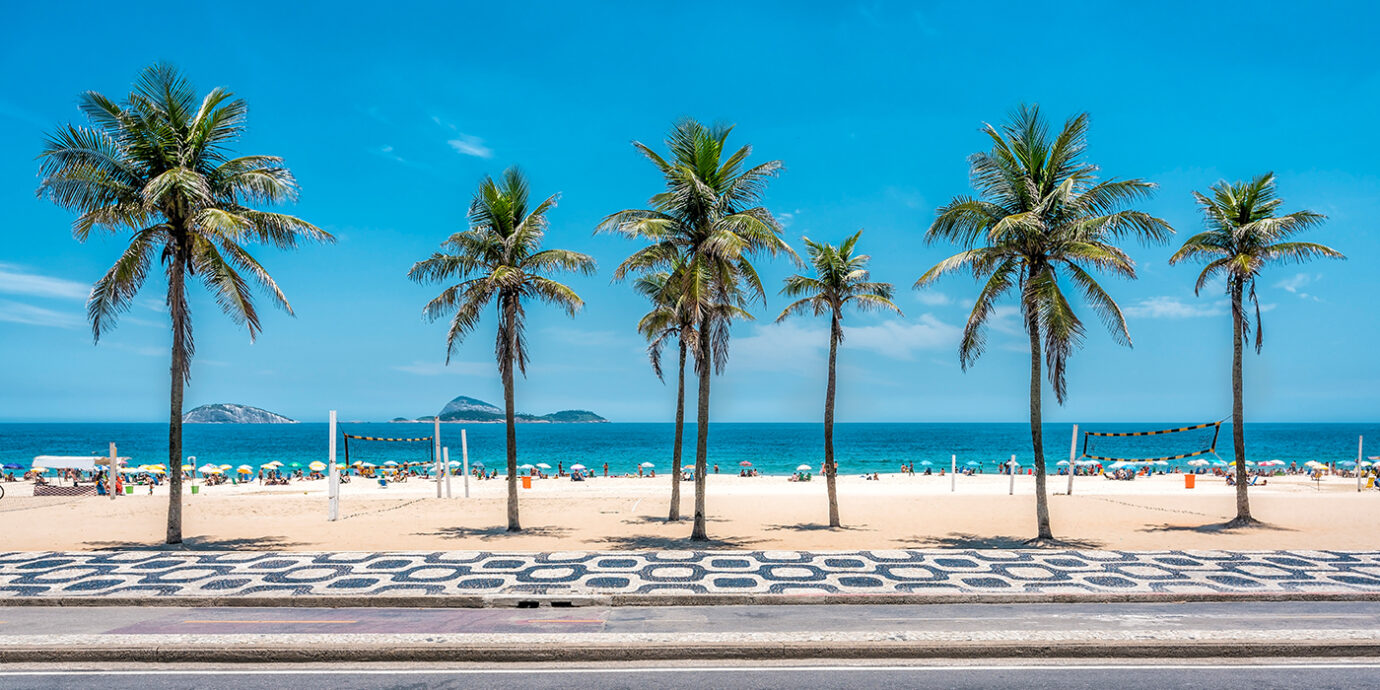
[603,462,609,477]
[713,464,719,474]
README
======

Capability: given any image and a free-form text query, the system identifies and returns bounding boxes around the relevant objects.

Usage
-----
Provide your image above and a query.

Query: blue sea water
[1,422,1375,475]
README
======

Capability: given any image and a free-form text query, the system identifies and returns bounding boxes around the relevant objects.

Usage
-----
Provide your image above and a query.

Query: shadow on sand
[82,535,310,551]
[895,533,1105,550]
[591,534,764,550]
[1140,520,1295,534]
[415,525,573,541]
[765,523,873,533]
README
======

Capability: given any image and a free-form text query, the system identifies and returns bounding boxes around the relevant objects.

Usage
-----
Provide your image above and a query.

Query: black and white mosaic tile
[1,550,1377,598]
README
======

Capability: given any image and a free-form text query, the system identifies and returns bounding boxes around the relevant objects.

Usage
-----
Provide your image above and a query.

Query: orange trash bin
[521,476,532,489]
[1184,474,1195,489]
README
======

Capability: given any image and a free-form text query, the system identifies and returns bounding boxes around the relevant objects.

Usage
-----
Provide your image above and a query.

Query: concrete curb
[3,640,1379,663]
[4,590,1380,608]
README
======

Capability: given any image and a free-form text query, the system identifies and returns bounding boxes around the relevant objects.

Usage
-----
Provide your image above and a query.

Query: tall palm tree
[916,105,1172,542]
[409,167,595,532]
[777,231,900,528]
[633,260,749,522]
[1169,173,1341,525]
[36,63,331,545]
[599,119,794,540]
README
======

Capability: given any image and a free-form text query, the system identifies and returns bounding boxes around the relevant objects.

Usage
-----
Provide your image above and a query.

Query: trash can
[1184,474,1195,489]
[190,485,199,495]
[521,476,532,489]
[124,485,134,494]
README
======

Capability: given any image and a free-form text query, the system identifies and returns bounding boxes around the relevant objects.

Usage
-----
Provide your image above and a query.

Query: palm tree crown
[915,104,1172,402]
[409,167,596,370]
[1169,172,1342,351]
[37,62,332,373]
[778,231,900,326]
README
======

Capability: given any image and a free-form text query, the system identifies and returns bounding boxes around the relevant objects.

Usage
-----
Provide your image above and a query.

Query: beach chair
[377,478,388,488]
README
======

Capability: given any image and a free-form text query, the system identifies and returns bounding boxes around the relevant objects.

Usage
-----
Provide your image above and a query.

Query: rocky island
[389,395,607,423]
[183,403,297,424]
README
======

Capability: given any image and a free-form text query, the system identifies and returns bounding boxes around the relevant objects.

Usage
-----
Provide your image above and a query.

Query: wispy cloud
[914,291,951,307]
[1123,296,1225,319]
[0,263,90,300]
[0,299,83,329]
[392,360,493,376]
[447,135,493,159]
[1276,272,1323,301]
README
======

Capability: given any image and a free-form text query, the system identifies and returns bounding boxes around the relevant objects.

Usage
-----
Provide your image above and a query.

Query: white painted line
[3,664,1380,676]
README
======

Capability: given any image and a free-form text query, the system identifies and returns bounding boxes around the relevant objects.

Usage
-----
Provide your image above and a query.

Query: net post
[328,410,339,522]
[1008,454,1016,496]
[950,454,956,492]
[435,419,442,498]
[108,442,117,500]
[1067,424,1078,496]
[462,429,470,498]
[1359,436,1365,493]
[444,447,452,498]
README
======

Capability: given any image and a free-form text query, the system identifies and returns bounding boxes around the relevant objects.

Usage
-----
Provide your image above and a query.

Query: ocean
[1,422,1375,476]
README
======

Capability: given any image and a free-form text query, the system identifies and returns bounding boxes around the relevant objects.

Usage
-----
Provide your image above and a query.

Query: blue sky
[1,0,1377,423]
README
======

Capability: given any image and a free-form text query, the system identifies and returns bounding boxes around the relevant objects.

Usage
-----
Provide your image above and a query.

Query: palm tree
[1169,173,1342,525]
[777,231,900,528]
[36,63,331,545]
[916,104,1172,542]
[633,260,749,522]
[409,167,595,532]
[599,119,794,540]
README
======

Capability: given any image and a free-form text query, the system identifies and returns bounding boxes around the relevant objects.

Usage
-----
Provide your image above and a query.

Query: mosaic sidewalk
[2,550,1379,600]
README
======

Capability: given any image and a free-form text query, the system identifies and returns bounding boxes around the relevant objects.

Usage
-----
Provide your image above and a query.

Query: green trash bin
[190,485,199,495]
[124,485,134,494]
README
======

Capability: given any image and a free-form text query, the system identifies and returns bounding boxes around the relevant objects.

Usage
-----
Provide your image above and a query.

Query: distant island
[389,395,607,423]
[183,403,297,424]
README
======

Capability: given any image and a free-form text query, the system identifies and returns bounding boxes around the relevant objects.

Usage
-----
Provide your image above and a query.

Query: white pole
[1067,424,1079,496]
[328,410,339,522]
[1008,454,1016,496]
[462,429,470,498]
[435,419,442,498]
[1358,435,1364,493]
[444,447,452,498]
[950,454,956,492]
[108,442,117,500]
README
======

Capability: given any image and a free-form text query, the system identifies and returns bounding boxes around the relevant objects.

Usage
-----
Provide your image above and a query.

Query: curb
[4,591,1380,608]
[3,640,1379,663]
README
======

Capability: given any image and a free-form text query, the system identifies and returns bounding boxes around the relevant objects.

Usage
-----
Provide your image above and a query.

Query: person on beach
[603,462,609,477]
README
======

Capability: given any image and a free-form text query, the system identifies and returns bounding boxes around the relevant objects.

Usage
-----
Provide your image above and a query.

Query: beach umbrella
[448,460,461,467]
[2,463,20,470]
[739,461,753,467]
[965,460,980,467]
[1057,460,1069,466]
[639,462,654,468]
[570,463,586,471]
[236,465,253,474]
[383,461,399,467]
[146,466,166,474]
[519,463,535,469]
[536,463,551,469]
[1154,460,1170,466]
[919,461,932,466]
[795,464,812,471]
[308,461,327,471]
[361,462,377,468]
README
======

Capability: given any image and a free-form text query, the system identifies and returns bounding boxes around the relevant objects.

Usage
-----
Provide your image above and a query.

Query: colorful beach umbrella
[308,461,326,471]
[965,460,980,467]
[236,465,253,473]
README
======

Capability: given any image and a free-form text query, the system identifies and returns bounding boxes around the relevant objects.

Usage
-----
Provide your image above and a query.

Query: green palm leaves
[916,105,1171,403]
[778,231,900,326]
[1170,172,1342,352]
[409,167,596,370]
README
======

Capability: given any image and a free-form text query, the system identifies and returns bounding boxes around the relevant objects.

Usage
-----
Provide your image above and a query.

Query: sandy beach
[2,472,1375,551]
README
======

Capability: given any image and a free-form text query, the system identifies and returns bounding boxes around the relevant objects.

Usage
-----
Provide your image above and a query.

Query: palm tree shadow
[1140,520,1295,534]
[766,523,874,533]
[416,526,572,542]
[897,533,1104,550]
[83,536,309,551]
[621,515,726,526]
[592,534,765,550]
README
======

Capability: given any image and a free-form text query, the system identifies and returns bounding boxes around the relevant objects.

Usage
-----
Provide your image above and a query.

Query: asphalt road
[3,600,1379,636]
[2,663,1380,689]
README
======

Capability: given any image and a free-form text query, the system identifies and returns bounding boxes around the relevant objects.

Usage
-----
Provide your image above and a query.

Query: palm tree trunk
[824,313,840,528]
[502,297,521,532]
[165,251,187,546]
[1028,316,1053,541]
[669,339,686,521]
[1229,280,1253,524]
[691,313,711,541]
